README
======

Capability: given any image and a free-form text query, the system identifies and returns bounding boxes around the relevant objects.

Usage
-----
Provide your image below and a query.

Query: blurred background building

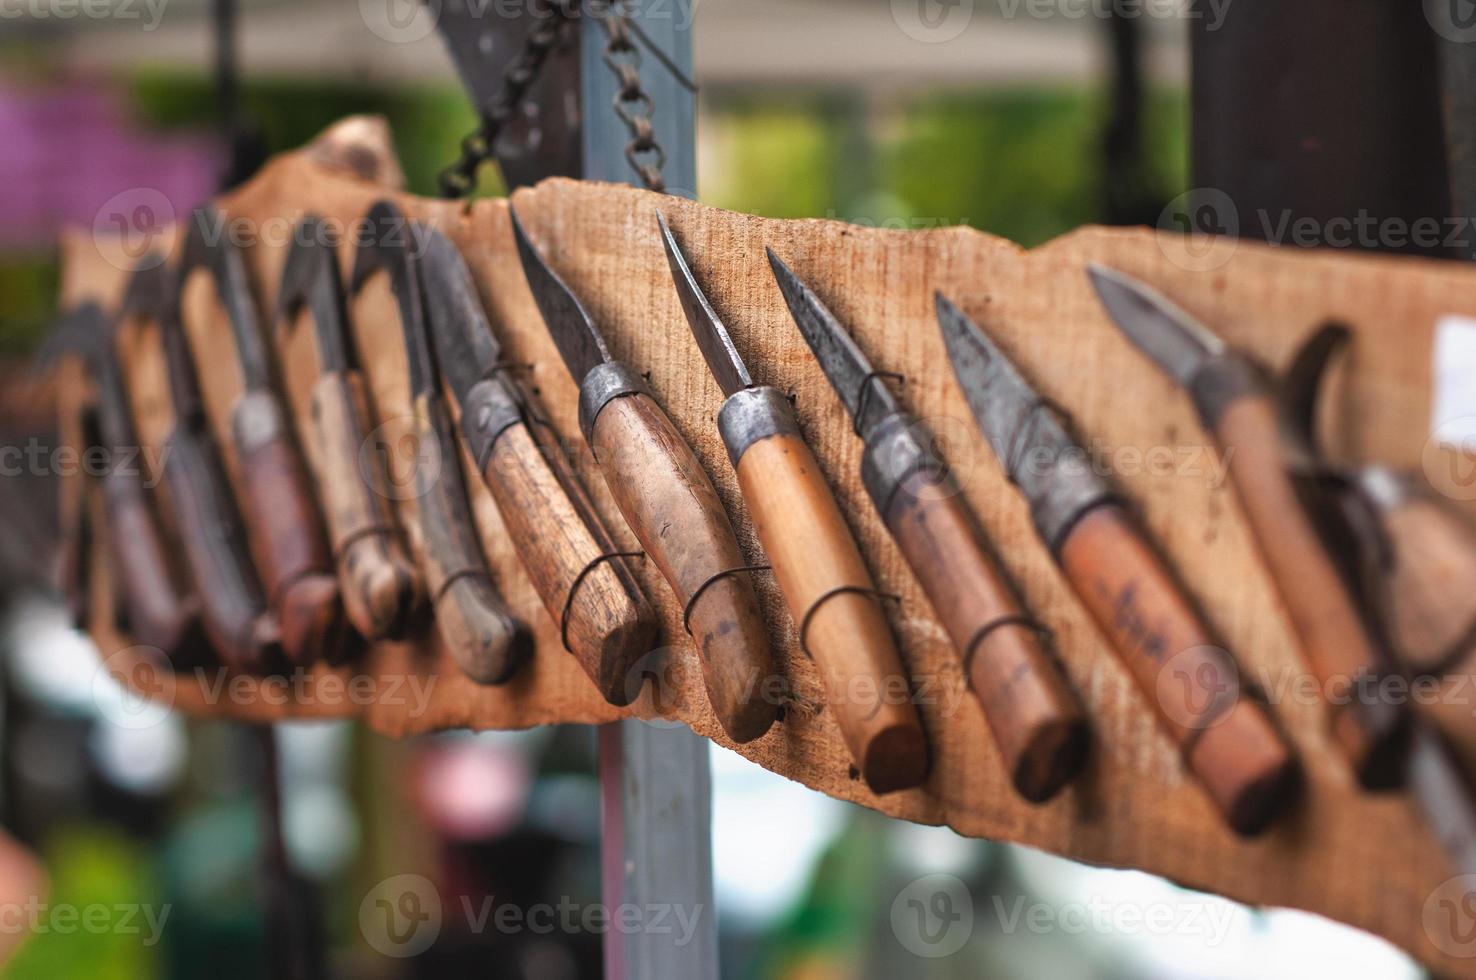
[0,1,1428,977]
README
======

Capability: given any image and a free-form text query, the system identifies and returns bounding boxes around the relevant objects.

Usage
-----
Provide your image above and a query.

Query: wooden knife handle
[233,390,350,666]
[412,393,532,685]
[162,425,281,671]
[1058,503,1300,834]
[733,431,925,788]
[884,468,1084,803]
[591,392,779,745]
[101,466,200,657]
[468,379,658,707]
[309,372,424,642]
[1214,393,1408,788]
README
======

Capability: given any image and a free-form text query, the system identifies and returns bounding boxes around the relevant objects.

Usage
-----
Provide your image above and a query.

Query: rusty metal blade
[509,205,611,387]
[656,211,751,398]
[276,217,352,374]
[1086,263,1226,388]
[766,248,897,439]
[350,200,436,398]
[418,225,505,403]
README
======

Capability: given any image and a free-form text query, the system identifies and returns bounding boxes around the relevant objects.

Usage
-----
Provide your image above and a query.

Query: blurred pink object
[416,739,531,841]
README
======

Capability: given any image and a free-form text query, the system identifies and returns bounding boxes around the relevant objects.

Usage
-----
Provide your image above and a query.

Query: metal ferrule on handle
[577,361,654,446]
[717,386,800,467]
[460,374,529,470]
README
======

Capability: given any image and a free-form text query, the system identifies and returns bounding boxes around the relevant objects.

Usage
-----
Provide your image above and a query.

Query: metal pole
[580,6,713,979]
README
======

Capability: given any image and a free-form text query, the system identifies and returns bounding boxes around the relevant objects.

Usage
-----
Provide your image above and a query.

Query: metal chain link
[591,0,667,192]
[437,0,578,199]
[438,0,671,198]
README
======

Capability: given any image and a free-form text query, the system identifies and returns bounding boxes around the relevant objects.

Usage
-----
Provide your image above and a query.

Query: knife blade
[1086,264,1409,789]
[511,204,776,744]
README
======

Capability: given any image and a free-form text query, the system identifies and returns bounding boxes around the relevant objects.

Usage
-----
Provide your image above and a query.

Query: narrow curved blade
[767,248,897,438]
[418,225,503,402]
[1086,263,1225,387]
[656,211,751,397]
[509,206,611,386]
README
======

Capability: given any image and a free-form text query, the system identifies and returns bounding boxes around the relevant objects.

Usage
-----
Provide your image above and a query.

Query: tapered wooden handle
[884,468,1084,803]
[591,392,778,744]
[1379,492,1476,675]
[233,390,350,665]
[309,372,424,641]
[162,425,281,671]
[1214,394,1407,788]
[1058,504,1299,834]
[412,395,532,685]
[471,383,657,705]
[733,431,926,789]
[101,467,200,657]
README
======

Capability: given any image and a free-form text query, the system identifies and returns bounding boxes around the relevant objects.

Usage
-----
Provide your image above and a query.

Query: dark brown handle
[470,379,657,706]
[1214,393,1407,788]
[413,393,532,685]
[735,430,925,788]
[884,468,1084,803]
[309,372,425,641]
[101,467,200,657]
[590,392,779,745]
[162,425,281,671]
[233,390,351,665]
[1379,491,1476,675]
[1058,503,1300,834]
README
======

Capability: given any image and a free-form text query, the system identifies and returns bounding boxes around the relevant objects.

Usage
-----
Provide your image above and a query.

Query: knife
[39,303,202,659]
[276,218,425,642]
[657,215,934,785]
[180,210,350,665]
[937,294,1299,833]
[416,223,659,709]
[509,206,778,747]
[120,260,282,672]
[351,200,532,686]
[1087,264,1409,789]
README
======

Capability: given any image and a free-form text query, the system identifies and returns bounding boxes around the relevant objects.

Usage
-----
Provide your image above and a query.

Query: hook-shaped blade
[276,216,353,374]
[180,208,274,392]
[1280,322,1352,460]
[351,200,436,398]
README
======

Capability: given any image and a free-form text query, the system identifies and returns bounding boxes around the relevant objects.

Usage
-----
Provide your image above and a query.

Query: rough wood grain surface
[54,124,1476,973]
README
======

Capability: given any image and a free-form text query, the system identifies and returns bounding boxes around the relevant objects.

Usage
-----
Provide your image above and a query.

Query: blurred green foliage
[3,827,162,980]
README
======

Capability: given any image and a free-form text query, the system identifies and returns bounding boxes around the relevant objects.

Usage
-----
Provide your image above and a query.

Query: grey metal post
[580,5,714,980]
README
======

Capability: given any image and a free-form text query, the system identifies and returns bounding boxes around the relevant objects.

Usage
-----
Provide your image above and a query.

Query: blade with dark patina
[276,217,352,374]
[766,248,898,439]
[508,206,611,387]
[656,211,752,398]
[1086,263,1226,387]
[419,225,505,402]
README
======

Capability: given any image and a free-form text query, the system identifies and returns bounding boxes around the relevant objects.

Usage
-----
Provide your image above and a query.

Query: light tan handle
[310,372,424,641]
[884,468,1080,803]
[1216,394,1406,788]
[591,392,778,744]
[735,432,928,792]
[1059,504,1299,834]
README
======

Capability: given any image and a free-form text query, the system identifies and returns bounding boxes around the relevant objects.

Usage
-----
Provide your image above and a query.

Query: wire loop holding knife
[683,563,773,636]
[560,549,647,653]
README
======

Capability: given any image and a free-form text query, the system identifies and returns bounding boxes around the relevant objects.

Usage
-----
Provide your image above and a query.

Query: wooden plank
[57,123,1476,972]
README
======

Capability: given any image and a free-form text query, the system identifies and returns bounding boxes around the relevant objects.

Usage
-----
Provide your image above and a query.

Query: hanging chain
[591,0,667,192]
[437,0,578,199]
[438,0,671,198]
